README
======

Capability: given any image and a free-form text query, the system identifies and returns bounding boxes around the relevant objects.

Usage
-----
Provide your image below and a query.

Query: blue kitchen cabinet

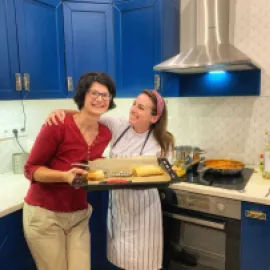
[0,0,20,100]
[0,210,36,270]
[114,0,180,97]
[87,191,119,270]
[65,0,112,3]
[0,0,66,100]
[15,0,66,99]
[63,2,114,96]
[241,202,270,270]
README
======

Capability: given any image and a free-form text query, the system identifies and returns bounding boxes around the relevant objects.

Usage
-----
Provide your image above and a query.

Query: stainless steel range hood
[154,0,259,74]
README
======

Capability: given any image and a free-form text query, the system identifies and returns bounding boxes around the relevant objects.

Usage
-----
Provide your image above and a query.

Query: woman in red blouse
[23,72,116,270]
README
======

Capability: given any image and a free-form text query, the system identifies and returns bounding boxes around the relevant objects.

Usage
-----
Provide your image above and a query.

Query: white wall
[0,0,269,173]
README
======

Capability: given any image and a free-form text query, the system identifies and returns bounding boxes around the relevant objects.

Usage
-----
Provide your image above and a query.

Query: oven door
[163,207,233,270]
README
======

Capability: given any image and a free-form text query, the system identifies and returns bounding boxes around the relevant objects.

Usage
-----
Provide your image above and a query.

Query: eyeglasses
[88,90,112,101]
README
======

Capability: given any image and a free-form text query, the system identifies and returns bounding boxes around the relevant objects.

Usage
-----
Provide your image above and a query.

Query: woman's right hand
[64,168,88,185]
[46,110,66,126]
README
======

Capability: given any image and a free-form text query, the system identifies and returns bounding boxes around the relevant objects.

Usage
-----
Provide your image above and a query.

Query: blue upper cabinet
[65,0,112,3]
[114,0,180,97]
[241,202,270,270]
[63,2,114,96]
[0,0,20,100]
[15,0,66,99]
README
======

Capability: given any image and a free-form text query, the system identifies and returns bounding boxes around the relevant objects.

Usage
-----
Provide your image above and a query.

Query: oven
[160,188,241,270]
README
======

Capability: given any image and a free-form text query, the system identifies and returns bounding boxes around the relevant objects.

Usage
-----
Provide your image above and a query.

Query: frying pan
[198,159,245,175]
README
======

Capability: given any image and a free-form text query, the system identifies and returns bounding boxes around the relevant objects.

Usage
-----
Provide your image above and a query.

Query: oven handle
[163,212,225,230]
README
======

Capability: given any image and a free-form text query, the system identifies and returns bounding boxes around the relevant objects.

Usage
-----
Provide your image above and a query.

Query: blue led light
[208,70,226,74]
[204,70,230,89]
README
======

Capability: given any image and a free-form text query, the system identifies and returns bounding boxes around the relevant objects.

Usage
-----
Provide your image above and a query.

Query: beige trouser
[23,202,92,270]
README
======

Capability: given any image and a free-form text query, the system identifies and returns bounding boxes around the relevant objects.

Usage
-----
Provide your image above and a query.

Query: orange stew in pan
[203,159,245,170]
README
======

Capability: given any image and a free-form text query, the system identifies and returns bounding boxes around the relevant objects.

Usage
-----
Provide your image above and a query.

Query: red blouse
[24,114,112,212]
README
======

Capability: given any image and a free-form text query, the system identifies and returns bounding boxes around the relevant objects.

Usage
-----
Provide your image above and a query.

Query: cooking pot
[173,146,205,167]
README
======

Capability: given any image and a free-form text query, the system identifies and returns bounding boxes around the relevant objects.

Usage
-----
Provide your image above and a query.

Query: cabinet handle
[23,73,30,91]
[67,77,73,92]
[154,74,161,90]
[163,212,225,230]
[245,210,267,220]
[15,73,22,91]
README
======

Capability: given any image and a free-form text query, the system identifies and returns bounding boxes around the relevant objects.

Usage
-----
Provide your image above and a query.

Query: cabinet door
[0,0,20,100]
[64,0,112,3]
[241,202,270,270]
[63,2,114,97]
[114,0,162,97]
[159,0,180,97]
[15,0,66,99]
[0,210,36,270]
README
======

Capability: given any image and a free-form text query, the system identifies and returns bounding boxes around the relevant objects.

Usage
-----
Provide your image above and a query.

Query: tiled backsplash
[0,95,269,173]
[0,0,269,173]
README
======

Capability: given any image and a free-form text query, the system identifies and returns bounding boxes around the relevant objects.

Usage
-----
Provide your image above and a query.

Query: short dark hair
[73,72,116,110]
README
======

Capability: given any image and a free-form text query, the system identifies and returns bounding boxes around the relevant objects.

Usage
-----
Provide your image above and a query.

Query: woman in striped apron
[45,90,174,270]
[103,90,174,270]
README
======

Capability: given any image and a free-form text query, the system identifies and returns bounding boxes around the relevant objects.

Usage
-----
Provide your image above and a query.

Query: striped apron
[107,126,163,270]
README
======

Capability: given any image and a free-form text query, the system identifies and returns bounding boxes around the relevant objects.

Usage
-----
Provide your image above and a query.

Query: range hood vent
[154,0,259,74]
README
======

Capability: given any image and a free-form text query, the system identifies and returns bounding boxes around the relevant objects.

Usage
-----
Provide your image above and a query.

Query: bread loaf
[132,165,164,177]
[87,170,105,181]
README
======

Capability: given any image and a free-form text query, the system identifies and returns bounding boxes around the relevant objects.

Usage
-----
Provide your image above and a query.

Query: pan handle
[196,158,209,175]
[197,166,209,174]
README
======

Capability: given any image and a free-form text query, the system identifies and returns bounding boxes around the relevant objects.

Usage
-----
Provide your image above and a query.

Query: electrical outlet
[0,128,28,140]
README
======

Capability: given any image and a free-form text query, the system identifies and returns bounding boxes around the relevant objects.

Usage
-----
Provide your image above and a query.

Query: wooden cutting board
[87,156,171,184]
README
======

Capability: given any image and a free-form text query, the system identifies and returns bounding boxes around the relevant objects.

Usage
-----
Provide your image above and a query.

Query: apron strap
[112,125,131,148]
[112,125,153,156]
[140,127,153,155]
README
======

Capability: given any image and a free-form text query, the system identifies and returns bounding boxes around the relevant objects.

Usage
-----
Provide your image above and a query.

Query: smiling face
[129,93,159,131]
[82,82,111,116]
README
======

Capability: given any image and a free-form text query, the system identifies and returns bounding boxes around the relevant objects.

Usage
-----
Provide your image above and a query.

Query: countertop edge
[0,202,24,218]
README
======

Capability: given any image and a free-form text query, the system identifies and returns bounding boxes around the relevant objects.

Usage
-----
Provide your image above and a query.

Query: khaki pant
[23,202,92,270]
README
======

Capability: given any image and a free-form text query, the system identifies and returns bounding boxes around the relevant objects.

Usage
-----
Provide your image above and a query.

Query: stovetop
[180,168,254,190]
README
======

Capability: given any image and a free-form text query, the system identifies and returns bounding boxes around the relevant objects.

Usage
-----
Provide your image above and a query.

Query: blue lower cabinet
[0,210,36,270]
[88,191,119,270]
[241,202,270,270]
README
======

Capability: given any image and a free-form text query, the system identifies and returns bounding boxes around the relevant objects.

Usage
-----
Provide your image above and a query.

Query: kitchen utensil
[198,159,245,175]
[264,188,270,198]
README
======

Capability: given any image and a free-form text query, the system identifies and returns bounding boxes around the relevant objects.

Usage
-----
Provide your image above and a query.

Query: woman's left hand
[64,168,88,185]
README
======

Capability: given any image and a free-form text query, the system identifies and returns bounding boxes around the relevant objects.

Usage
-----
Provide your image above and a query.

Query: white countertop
[0,173,29,218]
[1,170,270,219]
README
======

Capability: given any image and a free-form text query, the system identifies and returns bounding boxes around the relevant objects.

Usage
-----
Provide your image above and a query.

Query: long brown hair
[142,90,175,157]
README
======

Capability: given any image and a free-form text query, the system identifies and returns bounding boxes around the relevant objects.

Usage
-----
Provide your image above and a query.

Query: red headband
[152,90,165,118]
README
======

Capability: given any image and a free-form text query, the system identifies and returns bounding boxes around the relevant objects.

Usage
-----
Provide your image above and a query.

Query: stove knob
[160,193,166,200]
[217,203,226,212]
